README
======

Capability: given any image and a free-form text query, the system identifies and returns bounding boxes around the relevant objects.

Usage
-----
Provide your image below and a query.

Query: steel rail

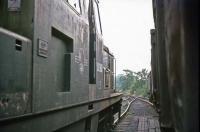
[137,97,154,106]
[113,96,154,125]
[113,96,138,125]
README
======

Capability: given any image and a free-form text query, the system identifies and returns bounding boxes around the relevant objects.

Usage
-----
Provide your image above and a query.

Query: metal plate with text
[8,0,21,11]
[38,39,48,58]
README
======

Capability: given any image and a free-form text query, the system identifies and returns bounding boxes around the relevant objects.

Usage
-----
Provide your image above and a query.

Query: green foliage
[116,68,149,97]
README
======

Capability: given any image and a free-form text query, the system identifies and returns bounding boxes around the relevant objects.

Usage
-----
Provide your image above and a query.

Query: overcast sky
[99,0,154,75]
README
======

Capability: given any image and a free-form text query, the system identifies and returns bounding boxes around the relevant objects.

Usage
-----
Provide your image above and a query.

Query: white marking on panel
[97,62,103,72]
[75,48,88,73]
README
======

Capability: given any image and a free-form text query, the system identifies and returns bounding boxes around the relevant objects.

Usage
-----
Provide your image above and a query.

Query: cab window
[67,0,81,13]
[84,0,89,14]
[94,0,102,34]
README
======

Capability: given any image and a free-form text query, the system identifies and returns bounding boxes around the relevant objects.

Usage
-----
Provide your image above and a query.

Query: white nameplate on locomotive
[38,39,48,58]
[8,0,21,11]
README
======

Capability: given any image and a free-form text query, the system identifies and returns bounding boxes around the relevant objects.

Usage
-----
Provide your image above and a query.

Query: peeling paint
[0,92,31,118]
[177,97,183,108]
[75,48,88,73]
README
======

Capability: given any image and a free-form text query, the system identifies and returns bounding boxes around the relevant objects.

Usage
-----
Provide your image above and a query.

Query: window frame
[93,0,103,34]
[65,0,82,15]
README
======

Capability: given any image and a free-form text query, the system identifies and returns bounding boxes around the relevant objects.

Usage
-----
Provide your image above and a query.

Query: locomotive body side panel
[0,0,122,131]
[32,0,90,112]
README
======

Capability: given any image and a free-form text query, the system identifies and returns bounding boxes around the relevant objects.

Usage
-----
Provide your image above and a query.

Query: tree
[116,68,149,97]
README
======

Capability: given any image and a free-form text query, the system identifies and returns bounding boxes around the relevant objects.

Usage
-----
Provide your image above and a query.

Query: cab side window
[67,0,81,13]
[84,0,89,14]
[93,0,102,34]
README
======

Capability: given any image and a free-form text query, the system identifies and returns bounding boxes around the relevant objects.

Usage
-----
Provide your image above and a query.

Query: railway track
[112,95,160,132]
